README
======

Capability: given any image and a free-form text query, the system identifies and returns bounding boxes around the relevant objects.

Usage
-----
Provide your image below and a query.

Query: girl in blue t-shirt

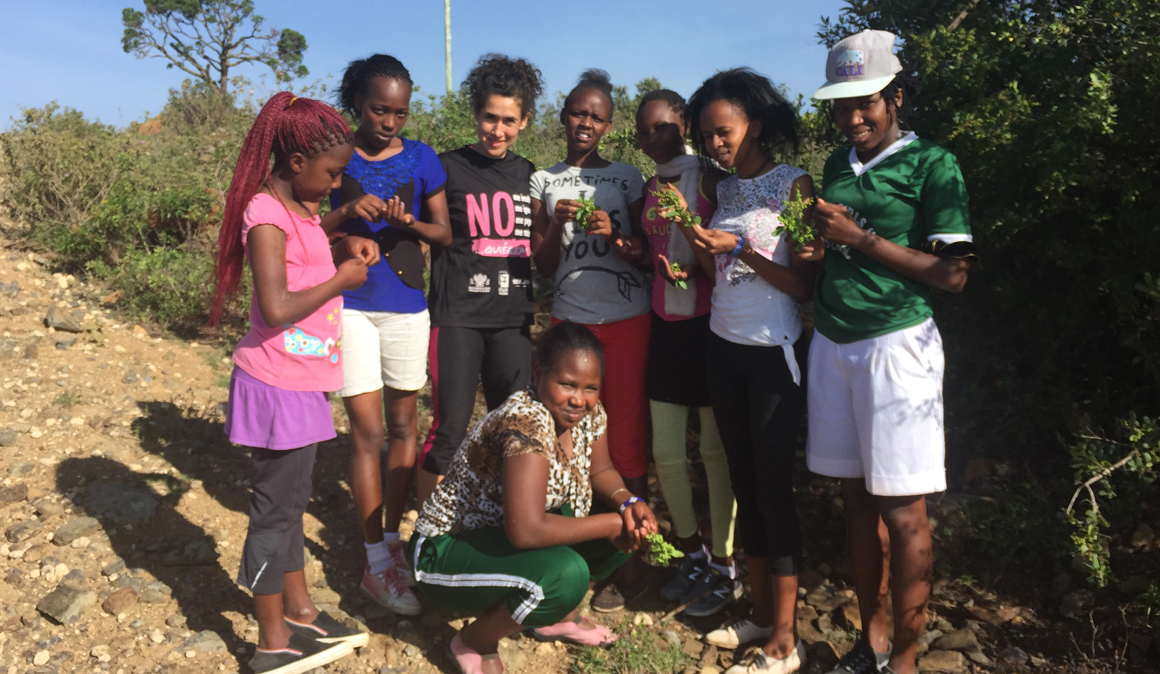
[331,54,451,616]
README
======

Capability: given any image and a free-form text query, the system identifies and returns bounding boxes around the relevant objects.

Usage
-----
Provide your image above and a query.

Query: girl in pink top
[636,91,739,617]
[209,91,384,674]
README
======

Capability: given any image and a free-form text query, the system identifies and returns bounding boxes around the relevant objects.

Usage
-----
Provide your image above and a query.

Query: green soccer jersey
[814,135,971,344]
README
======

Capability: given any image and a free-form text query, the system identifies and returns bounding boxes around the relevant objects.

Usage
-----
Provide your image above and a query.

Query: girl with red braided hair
[211,91,379,674]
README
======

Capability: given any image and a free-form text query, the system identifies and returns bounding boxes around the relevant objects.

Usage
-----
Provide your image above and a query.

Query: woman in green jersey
[807,30,976,674]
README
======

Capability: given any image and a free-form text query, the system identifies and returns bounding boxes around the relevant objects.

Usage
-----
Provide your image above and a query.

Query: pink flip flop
[530,618,618,646]
[450,632,505,674]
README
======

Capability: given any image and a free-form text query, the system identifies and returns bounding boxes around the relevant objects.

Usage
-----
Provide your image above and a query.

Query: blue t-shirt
[331,138,447,313]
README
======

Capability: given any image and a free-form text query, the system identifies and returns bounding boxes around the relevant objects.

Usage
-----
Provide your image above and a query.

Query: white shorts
[339,308,430,396]
[806,318,946,496]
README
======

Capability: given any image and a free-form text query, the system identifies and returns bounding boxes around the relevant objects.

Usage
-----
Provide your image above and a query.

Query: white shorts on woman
[806,318,947,496]
[339,308,430,397]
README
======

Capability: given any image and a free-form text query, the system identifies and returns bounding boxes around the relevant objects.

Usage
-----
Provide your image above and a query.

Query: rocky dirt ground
[0,236,1157,674]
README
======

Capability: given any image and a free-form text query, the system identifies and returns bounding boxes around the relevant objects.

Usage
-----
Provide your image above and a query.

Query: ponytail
[209,92,352,325]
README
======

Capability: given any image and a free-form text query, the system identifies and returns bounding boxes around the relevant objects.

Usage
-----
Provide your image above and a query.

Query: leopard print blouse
[414,388,608,538]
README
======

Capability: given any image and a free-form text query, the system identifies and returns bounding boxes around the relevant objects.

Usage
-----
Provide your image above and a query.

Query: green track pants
[408,508,628,628]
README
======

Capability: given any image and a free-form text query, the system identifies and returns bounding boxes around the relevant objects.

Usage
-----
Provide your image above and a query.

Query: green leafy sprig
[643,533,684,567]
[573,197,600,231]
[669,262,688,290]
[651,188,701,227]
[773,184,817,252]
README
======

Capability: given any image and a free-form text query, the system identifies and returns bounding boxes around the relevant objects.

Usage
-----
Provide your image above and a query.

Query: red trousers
[553,313,651,479]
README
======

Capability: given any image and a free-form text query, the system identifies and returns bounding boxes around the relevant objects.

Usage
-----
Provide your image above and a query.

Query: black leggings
[238,443,316,595]
[705,333,807,576]
[421,325,532,475]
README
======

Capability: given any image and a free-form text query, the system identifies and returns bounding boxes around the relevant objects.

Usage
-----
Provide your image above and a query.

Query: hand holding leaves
[652,188,701,227]
[573,196,600,231]
[773,184,817,252]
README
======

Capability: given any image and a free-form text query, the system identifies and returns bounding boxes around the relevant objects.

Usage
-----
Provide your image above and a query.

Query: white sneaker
[705,619,775,649]
[385,539,416,587]
[725,641,807,674]
[360,565,421,616]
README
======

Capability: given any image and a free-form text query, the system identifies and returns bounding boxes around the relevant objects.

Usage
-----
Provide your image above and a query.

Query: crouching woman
[408,321,658,674]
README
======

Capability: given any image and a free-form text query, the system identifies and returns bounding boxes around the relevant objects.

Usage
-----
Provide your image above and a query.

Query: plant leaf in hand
[643,533,684,567]
[574,197,600,231]
[669,261,688,290]
[772,184,817,252]
[651,188,701,227]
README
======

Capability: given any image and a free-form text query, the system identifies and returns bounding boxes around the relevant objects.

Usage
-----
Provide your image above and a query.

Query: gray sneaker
[660,555,707,602]
[683,568,741,617]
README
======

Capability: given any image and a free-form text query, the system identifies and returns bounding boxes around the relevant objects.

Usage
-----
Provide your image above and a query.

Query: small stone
[101,560,125,576]
[102,587,137,615]
[139,589,169,604]
[69,536,91,549]
[931,629,979,652]
[182,630,227,652]
[0,429,16,447]
[632,613,654,626]
[683,640,704,657]
[999,647,1029,665]
[36,584,97,624]
[660,630,682,647]
[122,370,137,384]
[55,337,75,350]
[34,649,50,665]
[45,306,83,333]
[918,650,967,673]
[53,517,99,546]
[535,641,554,655]
[24,544,44,563]
[166,613,187,627]
[91,644,111,662]
[0,483,28,507]
[403,644,420,657]
[132,325,148,337]
[33,499,63,517]
[22,342,37,359]
[8,460,33,477]
[966,648,993,666]
[149,628,165,643]
[6,520,42,543]
[1130,523,1155,550]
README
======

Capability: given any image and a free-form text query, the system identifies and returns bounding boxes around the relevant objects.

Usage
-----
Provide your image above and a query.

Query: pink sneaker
[360,565,421,616]
[385,539,416,587]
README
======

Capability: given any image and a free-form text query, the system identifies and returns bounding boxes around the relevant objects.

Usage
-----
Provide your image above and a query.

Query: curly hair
[463,54,544,120]
[336,54,412,116]
[563,69,615,118]
[210,92,352,326]
[635,89,686,124]
[685,68,799,160]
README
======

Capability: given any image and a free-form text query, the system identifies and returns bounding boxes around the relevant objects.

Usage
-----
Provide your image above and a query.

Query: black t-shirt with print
[429,146,536,329]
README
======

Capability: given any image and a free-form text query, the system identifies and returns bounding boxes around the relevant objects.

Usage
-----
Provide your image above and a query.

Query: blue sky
[0,0,848,129]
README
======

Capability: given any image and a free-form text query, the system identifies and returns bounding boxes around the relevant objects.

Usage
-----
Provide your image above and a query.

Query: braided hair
[635,89,686,124]
[464,54,544,120]
[210,92,352,325]
[686,68,799,160]
[337,54,412,116]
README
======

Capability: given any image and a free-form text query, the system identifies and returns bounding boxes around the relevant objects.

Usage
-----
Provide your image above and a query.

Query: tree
[121,0,308,93]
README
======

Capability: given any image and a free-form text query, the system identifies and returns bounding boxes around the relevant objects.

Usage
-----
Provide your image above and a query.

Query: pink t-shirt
[642,175,716,321]
[232,193,344,392]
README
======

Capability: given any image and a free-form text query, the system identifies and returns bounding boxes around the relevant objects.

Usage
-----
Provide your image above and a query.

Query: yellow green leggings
[650,401,736,559]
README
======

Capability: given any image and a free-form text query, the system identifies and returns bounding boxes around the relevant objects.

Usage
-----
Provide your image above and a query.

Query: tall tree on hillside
[121,0,308,93]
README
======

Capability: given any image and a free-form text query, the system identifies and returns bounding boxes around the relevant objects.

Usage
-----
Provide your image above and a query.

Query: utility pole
[444,0,452,94]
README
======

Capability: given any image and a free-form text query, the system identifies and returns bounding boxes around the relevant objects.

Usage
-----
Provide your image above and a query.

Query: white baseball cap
[814,30,903,100]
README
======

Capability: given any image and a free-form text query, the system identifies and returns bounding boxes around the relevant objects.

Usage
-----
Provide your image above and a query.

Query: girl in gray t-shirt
[529,69,652,613]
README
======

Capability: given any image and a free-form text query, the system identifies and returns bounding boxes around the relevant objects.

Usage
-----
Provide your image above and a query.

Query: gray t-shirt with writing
[530,161,649,324]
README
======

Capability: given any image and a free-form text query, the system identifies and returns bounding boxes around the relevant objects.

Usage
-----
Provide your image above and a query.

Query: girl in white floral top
[408,322,658,674]
[664,68,820,674]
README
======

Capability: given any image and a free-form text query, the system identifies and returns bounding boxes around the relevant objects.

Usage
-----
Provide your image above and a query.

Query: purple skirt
[225,367,336,450]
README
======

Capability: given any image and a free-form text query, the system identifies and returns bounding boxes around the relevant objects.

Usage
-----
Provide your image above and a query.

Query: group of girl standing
[212,28,974,674]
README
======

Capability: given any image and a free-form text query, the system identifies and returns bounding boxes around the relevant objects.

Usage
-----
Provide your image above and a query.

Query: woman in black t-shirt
[418,55,545,504]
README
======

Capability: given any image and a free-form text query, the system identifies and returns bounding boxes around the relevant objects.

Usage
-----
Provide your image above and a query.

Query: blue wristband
[727,235,747,258]
[619,496,642,515]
